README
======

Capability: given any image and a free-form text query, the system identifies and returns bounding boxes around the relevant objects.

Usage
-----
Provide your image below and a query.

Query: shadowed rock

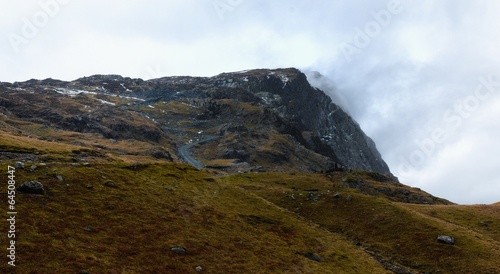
[18,180,44,194]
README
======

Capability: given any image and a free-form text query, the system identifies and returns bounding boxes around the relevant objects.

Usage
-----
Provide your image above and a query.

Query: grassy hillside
[227,173,500,273]
[0,128,499,273]
[1,150,386,272]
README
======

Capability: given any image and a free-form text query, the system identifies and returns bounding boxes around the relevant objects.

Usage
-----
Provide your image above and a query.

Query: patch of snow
[120,83,132,92]
[148,105,155,109]
[55,88,98,97]
[277,74,289,83]
[117,95,145,101]
[95,98,116,106]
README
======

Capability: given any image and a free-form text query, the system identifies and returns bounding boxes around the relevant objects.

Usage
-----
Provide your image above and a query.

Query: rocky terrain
[0,68,390,175]
[0,68,499,273]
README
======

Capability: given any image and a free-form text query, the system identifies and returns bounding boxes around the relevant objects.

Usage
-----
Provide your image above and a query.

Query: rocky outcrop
[203,68,392,175]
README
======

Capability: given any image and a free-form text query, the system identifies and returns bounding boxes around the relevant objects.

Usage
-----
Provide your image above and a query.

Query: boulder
[15,161,25,169]
[437,235,455,245]
[304,252,322,262]
[18,180,44,194]
[104,181,116,188]
[170,246,187,255]
[151,150,173,161]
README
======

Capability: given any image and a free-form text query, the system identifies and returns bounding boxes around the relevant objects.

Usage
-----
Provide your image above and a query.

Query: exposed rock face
[189,68,391,175]
[237,69,390,174]
[1,68,392,176]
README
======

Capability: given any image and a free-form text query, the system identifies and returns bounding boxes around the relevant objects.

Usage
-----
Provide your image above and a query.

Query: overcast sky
[1,0,499,204]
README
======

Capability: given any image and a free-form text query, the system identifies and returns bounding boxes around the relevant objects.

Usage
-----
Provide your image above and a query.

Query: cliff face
[0,68,391,175]
[205,68,391,175]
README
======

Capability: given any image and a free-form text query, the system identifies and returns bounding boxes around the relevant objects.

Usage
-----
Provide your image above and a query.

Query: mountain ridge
[1,67,392,177]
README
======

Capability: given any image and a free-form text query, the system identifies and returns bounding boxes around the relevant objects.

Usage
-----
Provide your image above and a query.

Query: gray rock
[437,235,455,245]
[401,190,411,196]
[195,266,203,272]
[18,180,44,194]
[56,175,64,182]
[15,161,25,169]
[30,165,37,171]
[304,252,322,262]
[306,191,319,202]
[104,181,116,188]
[84,227,94,233]
[170,246,187,255]
[151,150,173,161]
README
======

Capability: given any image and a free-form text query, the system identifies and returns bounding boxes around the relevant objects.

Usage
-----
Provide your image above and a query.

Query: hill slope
[0,132,499,273]
[0,69,499,273]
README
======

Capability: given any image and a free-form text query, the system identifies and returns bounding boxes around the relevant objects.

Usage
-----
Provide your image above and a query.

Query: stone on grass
[170,246,187,255]
[437,235,455,245]
[304,252,322,262]
[15,161,25,169]
[104,181,116,188]
[18,180,44,194]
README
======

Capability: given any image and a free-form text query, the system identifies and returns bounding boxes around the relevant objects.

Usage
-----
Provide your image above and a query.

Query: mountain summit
[1,68,391,176]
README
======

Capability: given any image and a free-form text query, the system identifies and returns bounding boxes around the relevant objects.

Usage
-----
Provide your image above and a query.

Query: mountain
[1,68,499,273]
[0,68,391,176]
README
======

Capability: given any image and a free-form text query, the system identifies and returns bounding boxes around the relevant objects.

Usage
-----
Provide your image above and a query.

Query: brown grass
[0,128,498,273]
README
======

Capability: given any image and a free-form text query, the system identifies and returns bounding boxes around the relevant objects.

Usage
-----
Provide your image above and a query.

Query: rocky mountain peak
[0,67,392,176]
